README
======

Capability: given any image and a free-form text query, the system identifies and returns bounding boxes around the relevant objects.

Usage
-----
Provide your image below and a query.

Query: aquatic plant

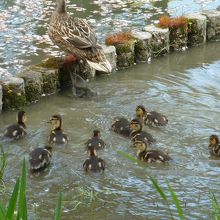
[105,31,134,46]
[0,145,7,185]
[0,159,62,220]
[159,15,188,29]
[210,191,220,220]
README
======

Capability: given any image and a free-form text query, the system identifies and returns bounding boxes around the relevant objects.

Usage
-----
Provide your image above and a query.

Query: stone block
[17,70,43,103]
[132,30,152,63]
[202,10,220,41]
[102,45,117,72]
[185,13,207,46]
[143,25,169,57]
[0,85,2,112]
[2,77,26,110]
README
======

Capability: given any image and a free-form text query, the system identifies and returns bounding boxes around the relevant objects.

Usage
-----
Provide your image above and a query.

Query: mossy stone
[17,71,43,103]
[2,77,26,110]
[169,24,188,51]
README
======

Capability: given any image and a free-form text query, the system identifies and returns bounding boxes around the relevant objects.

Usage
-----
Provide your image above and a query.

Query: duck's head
[209,135,219,148]
[50,114,62,130]
[132,140,147,152]
[17,111,27,125]
[130,118,142,132]
[136,105,146,118]
[93,129,101,137]
[56,0,66,14]
[87,146,97,157]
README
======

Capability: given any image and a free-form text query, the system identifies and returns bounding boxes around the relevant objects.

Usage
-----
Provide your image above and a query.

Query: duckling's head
[130,118,142,132]
[50,114,62,130]
[44,145,53,154]
[132,140,147,152]
[17,111,27,125]
[136,105,146,117]
[87,146,97,157]
[209,135,219,147]
[93,129,101,137]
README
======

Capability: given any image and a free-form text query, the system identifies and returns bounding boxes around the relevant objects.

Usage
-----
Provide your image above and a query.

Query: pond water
[1,0,220,219]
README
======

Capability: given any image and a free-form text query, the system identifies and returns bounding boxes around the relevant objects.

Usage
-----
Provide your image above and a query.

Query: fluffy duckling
[111,117,132,137]
[136,105,168,127]
[29,145,52,172]
[83,147,105,172]
[209,135,220,157]
[3,111,27,140]
[48,115,69,144]
[85,129,105,150]
[133,140,171,163]
[130,118,155,145]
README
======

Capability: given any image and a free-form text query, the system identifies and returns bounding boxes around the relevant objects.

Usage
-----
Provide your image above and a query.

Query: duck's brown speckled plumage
[48,0,112,72]
[209,135,220,157]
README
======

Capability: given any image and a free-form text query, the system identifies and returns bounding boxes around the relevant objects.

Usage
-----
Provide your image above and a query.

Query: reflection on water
[0,41,220,219]
[0,0,219,74]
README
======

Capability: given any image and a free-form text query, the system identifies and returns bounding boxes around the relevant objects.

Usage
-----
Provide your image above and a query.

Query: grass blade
[117,150,140,164]
[209,191,220,220]
[167,182,184,220]
[0,145,7,183]
[5,178,20,220]
[0,202,6,219]
[149,175,168,202]
[54,192,62,220]
[17,159,27,220]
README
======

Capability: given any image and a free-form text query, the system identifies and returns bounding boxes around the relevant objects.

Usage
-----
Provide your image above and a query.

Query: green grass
[0,144,7,185]
[0,159,62,220]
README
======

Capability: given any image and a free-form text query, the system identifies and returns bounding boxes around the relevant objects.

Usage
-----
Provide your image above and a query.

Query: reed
[0,159,62,220]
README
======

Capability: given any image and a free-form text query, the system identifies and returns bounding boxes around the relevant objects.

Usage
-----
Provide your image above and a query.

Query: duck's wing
[62,16,100,49]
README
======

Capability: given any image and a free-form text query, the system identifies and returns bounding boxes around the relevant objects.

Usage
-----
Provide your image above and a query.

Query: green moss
[115,40,136,54]
[25,82,42,103]
[169,24,188,51]
[2,85,26,110]
[37,57,64,69]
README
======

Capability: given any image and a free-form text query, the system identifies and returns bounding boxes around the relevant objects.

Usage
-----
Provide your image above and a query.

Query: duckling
[3,111,27,140]
[133,140,171,163]
[111,117,132,137]
[209,135,220,157]
[83,147,105,172]
[130,118,156,145]
[85,129,105,150]
[48,115,69,144]
[29,145,52,172]
[136,105,168,127]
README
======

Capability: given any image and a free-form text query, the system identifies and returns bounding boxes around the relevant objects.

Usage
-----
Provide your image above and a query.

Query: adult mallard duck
[48,114,69,144]
[29,145,52,172]
[209,135,220,157]
[85,129,105,151]
[130,118,155,145]
[133,140,171,163]
[3,111,27,140]
[83,147,105,172]
[111,117,132,138]
[48,0,112,73]
[136,105,168,127]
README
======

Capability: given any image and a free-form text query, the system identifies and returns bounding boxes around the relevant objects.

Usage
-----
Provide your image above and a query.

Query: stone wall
[0,9,220,111]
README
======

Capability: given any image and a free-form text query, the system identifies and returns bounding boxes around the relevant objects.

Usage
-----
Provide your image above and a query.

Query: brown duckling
[209,135,220,157]
[130,118,156,145]
[48,114,69,144]
[83,147,105,172]
[111,117,132,137]
[3,111,27,140]
[85,129,105,150]
[136,105,168,127]
[29,145,52,172]
[133,140,171,163]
